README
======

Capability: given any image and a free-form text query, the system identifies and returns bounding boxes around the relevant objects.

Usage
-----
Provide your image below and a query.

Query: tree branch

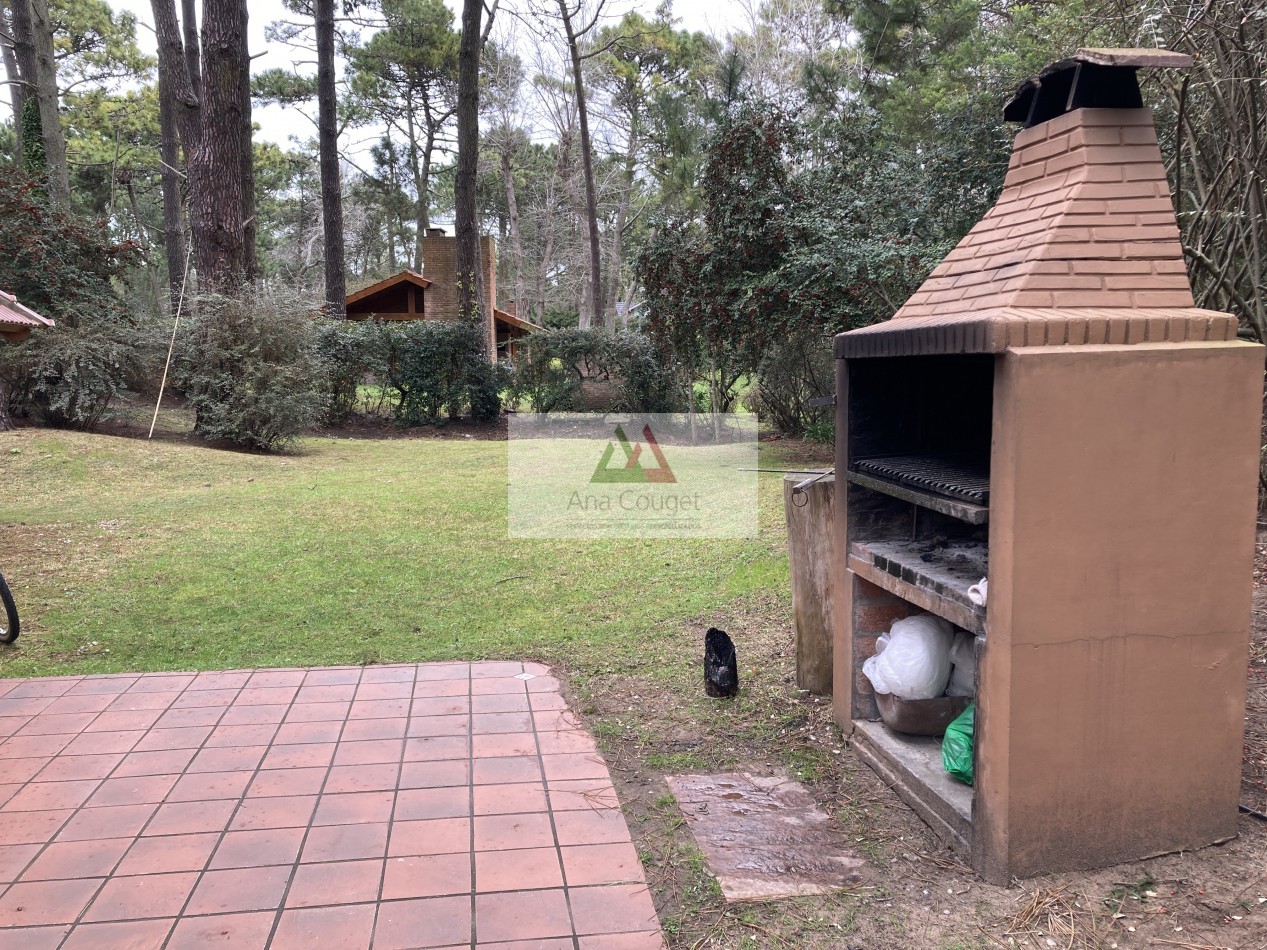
[480,0,499,47]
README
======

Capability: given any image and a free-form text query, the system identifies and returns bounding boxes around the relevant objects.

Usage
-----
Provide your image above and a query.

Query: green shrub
[173,293,330,451]
[508,328,682,414]
[311,318,503,427]
[803,417,835,444]
[508,328,603,413]
[601,331,684,413]
[3,315,154,430]
[0,172,150,430]
[390,320,499,425]
[467,357,510,423]
[312,318,395,424]
[745,337,834,437]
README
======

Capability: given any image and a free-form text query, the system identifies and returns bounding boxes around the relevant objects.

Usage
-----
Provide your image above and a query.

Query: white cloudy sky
[91,0,754,162]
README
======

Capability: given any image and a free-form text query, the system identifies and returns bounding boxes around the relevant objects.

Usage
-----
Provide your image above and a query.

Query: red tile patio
[0,662,664,948]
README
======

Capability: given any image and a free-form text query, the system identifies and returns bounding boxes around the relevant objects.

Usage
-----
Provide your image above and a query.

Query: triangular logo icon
[590,424,676,484]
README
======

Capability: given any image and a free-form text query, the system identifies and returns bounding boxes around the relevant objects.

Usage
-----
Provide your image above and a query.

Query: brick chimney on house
[419,229,499,323]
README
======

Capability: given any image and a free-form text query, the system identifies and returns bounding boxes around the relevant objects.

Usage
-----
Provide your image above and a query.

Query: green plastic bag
[942,703,975,785]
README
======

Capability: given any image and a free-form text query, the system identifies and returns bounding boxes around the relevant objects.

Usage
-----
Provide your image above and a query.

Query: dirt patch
[548,544,1267,948]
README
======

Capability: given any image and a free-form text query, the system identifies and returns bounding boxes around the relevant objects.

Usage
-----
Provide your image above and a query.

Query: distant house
[615,300,646,325]
[0,291,54,343]
[345,230,542,362]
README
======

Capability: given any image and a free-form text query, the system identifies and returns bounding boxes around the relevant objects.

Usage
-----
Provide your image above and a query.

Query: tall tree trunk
[7,0,35,108]
[9,1,39,177]
[1,4,25,167]
[384,147,404,271]
[404,103,427,269]
[606,118,637,330]
[557,0,603,327]
[189,0,246,291]
[534,147,564,323]
[455,0,485,352]
[181,0,199,89]
[421,127,435,230]
[500,146,525,317]
[27,0,67,205]
[315,0,345,316]
[150,0,200,157]
[156,74,186,309]
[395,205,408,271]
[559,127,593,327]
[151,0,195,305]
[0,377,12,432]
[239,0,256,281]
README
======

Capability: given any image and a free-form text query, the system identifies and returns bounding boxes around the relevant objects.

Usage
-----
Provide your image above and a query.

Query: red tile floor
[0,661,664,948]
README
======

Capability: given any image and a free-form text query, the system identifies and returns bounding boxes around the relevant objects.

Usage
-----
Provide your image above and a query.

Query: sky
[94,0,754,163]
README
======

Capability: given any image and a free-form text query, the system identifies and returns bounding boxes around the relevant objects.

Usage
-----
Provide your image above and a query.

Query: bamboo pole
[148,247,193,440]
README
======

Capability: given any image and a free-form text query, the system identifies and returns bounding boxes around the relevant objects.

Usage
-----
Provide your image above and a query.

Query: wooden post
[784,475,835,695]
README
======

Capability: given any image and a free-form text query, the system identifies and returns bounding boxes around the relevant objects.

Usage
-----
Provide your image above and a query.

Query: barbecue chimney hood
[836,48,1238,359]
[832,50,1264,883]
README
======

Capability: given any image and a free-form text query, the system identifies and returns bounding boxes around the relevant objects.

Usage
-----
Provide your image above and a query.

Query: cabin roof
[345,270,433,308]
[494,308,543,335]
[0,291,55,340]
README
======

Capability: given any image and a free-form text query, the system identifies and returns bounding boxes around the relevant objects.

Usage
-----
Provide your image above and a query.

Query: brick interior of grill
[847,354,995,512]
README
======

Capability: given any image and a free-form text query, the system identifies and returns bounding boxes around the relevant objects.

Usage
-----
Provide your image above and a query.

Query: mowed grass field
[0,428,799,678]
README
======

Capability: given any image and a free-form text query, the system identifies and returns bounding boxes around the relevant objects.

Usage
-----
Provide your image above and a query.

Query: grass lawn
[4,425,1263,949]
[0,428,794,678]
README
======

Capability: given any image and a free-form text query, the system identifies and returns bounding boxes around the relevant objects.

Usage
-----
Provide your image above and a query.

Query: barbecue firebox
[832,49,1264,883]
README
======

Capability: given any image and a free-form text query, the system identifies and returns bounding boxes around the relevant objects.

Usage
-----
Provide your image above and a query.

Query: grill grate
[853,455,990,505]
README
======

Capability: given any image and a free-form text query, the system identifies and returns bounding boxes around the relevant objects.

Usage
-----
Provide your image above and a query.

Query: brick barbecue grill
[832,49,1265,882]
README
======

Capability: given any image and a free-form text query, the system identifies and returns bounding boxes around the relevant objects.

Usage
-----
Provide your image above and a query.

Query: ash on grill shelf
[862,538,989,598]
[853,455,990,505]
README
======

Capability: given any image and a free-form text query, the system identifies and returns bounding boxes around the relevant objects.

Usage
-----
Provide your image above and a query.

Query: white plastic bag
[947,631,976,697]
[862,614,954,699]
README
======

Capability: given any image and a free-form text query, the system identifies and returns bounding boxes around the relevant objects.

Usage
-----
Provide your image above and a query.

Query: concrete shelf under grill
[847,539,987,636]
[849,719,972,854]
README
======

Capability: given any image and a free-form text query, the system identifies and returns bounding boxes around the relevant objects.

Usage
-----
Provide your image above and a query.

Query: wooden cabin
[345,231,541,362]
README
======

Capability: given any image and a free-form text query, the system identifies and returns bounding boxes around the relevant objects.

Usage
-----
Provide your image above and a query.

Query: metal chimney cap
[1071,47,1193,68]
[1004,48,1192,128]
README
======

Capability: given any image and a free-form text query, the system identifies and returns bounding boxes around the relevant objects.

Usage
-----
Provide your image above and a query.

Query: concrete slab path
[0,661,664,949]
